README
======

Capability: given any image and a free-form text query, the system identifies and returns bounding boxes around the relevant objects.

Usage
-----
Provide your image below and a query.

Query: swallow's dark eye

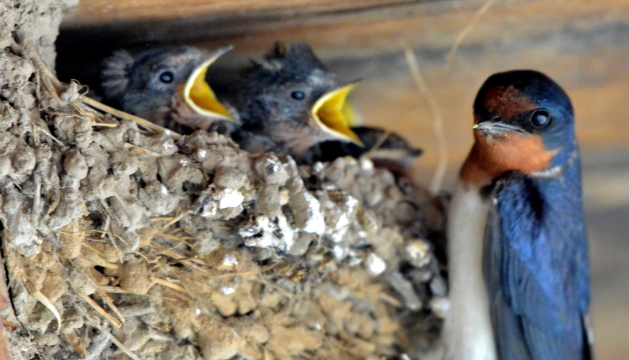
[291,91,305,100]
[159,70,175,84]
[530,109,551,128]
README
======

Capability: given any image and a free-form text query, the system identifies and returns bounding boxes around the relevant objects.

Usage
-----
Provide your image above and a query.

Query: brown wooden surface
[63,0,419,26]
[61,0,629,54]
[59,1,629,358]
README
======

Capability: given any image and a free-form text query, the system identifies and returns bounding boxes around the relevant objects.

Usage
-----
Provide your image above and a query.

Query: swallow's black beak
[473,120,529,136]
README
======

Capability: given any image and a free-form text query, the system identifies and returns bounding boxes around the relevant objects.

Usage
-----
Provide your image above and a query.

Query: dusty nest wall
[0,1,447,359]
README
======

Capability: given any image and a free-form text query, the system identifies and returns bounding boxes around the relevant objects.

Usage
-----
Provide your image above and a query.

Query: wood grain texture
[61,0,629,50]
[58,0,629,87]
[63,0,425,27]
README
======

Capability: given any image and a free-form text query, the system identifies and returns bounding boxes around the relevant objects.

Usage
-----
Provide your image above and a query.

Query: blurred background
[59,0,629,357]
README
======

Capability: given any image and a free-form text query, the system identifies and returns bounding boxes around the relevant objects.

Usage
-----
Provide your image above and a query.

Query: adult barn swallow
[235,43,362,162]
[101,46,235,133]
[313,125,422,176]
[445,70,592,360]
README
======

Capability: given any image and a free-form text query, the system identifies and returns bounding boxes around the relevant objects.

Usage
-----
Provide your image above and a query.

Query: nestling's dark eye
[159,70,175,84]
[291,90,305,100]
[530,109,551,128]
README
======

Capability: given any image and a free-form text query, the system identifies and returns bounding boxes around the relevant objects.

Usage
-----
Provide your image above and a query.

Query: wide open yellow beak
[311,83,363,146]
[183,46,233,120]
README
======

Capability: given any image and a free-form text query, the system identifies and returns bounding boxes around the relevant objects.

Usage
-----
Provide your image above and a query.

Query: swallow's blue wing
[483,175,592,360]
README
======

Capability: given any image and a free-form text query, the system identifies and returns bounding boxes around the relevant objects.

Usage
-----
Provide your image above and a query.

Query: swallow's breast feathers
[484,165,591,359]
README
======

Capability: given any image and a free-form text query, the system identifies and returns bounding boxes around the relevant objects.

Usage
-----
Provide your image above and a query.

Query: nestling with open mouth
[234,42,363,163]
[101,46,236,134]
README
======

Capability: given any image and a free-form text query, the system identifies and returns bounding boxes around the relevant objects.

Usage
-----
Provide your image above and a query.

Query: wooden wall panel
[63,0,422,27]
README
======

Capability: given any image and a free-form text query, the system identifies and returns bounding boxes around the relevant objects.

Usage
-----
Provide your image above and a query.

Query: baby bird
[101,46,236,133]
[445,70,592,360]
[235,43,362,162]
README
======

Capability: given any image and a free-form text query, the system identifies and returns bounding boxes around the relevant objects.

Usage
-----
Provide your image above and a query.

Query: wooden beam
[57,0,629,92]
[63,0,429,27]
[59,0,629,69]
[189,0,629,58]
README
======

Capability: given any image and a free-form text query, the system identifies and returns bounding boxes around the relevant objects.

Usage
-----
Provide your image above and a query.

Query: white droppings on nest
[221,286,235,296]
[365,252,387,276]
[299,192,325,235]
[359,158,375,171]
[321,192,360,244]
[195,190,219,218]
[222,253,239,268]
[312,161,325,173]
[216,188,244,209]
[332,244,346,260]
[404,239,432,268]
[193,183,247,219]
[335,210,350,230]
[239,214,295,250]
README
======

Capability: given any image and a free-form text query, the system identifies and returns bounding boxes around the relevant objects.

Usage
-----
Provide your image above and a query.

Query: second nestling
[100,42,422,173]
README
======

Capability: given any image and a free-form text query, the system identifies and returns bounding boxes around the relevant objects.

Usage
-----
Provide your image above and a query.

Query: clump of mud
[0,1,447,359]
[0,0,77,69]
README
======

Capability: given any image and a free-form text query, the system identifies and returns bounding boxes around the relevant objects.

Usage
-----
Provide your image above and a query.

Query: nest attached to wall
[0,2,448,360]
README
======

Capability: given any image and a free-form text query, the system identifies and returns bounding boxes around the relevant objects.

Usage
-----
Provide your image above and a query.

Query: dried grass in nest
[0,42,447,360]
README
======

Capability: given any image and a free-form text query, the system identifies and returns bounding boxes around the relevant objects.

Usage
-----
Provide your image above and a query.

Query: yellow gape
[183,46,233,120]
[311,83,363,145]
[341,98,362,127]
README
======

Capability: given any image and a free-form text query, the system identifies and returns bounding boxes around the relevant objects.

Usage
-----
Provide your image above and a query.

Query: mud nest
[0,1,448,359]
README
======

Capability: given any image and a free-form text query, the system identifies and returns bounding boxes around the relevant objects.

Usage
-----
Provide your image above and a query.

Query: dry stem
[81,97,182,140]
[94,287,126,325]
[109,334,143,360]
[362,130,392,160]
[399,40,448,193]
[154,278,188,293]
[439,0,495,83]
[79,294,122,328]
